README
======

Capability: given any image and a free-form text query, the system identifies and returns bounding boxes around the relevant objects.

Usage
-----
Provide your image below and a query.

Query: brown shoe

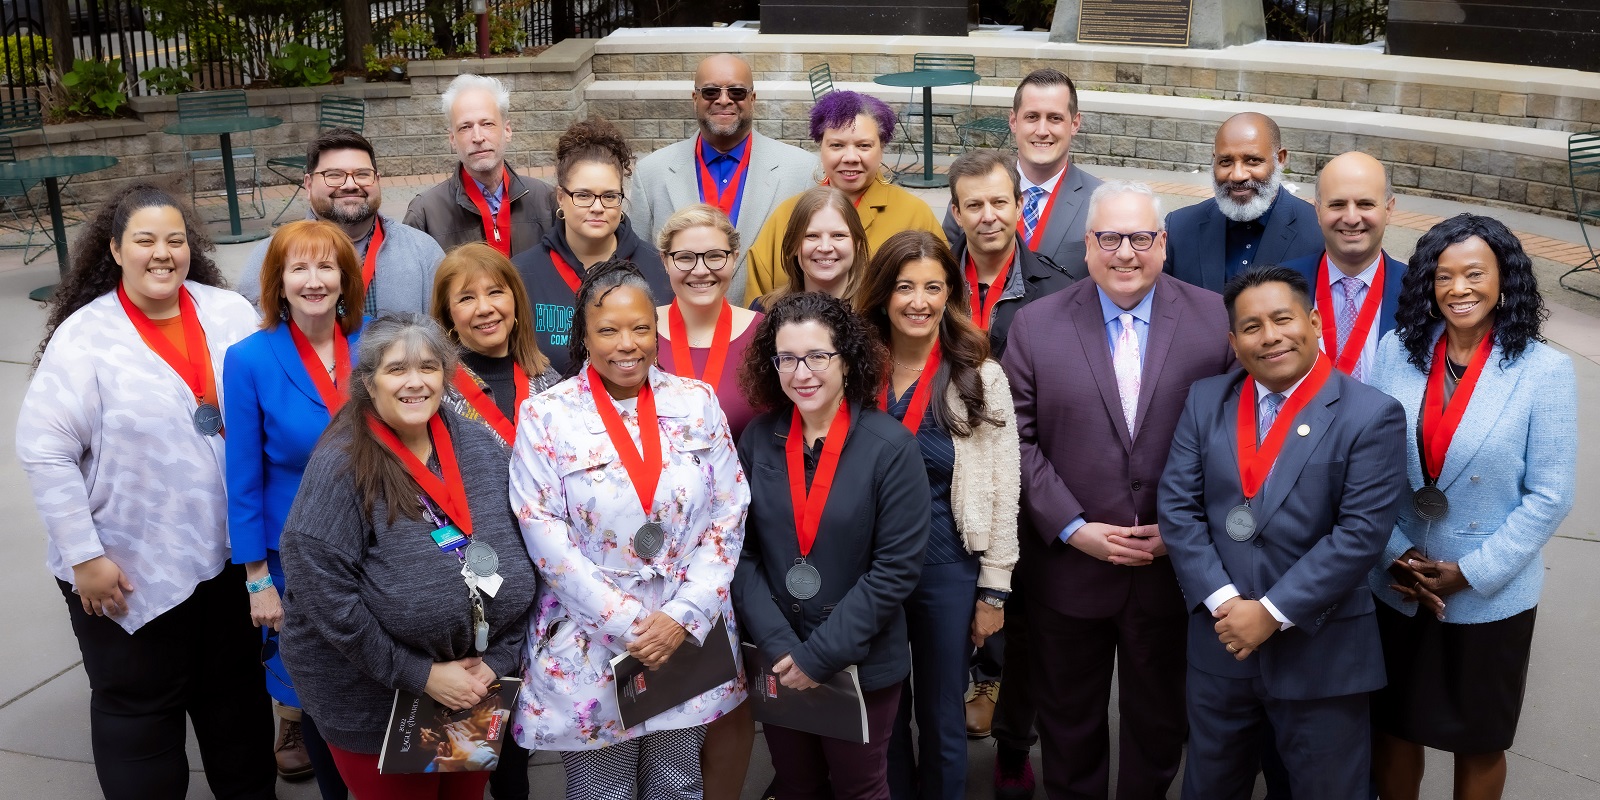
[965,680,999,739]
[274,717,315,781]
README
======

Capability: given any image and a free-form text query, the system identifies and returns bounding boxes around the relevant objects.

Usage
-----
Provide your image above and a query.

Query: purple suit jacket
[1001,273,1237,618]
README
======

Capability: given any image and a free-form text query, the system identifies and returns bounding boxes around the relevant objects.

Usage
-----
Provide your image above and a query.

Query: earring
[1427,304,1439,319]
[336,299,346,317]
[556,207,566,220]
[278,305,288,321]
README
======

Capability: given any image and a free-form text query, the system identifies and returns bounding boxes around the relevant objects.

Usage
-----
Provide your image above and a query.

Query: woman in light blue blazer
[224,219,365,797]
[1367,214,1575,800]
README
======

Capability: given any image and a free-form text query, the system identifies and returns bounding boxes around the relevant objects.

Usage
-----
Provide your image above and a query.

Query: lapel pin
[1297,424,1310,437]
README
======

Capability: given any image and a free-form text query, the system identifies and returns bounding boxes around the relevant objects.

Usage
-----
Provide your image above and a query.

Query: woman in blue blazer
[224,220,365,795]
[1367,214,1575,800]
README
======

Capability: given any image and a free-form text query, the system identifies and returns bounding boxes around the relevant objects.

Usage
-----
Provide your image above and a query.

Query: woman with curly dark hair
[854,231,1019,800]
[17,184,277,799]
[732,291,931,800]
[1366,213,1574,800]
[510,116,670,375]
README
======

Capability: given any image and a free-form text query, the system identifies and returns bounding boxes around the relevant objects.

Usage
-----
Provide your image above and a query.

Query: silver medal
[465,540,499,578]
[1225,504,1256,542]
[634,522,664,559]
[193,402,223,436]
[785,561,822,600]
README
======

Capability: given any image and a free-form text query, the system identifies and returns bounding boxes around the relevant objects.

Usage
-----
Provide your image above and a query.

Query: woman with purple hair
[741,90,945,306]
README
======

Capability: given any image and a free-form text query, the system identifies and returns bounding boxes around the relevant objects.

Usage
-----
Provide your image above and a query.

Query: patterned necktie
[1021,186,1047,244]
[1113,313,1141,435]
[1259,391,1285,445]
[1337,275,1367,381]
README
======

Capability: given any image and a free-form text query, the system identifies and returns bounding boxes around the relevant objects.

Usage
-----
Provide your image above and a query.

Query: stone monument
[1051,0,1264,49]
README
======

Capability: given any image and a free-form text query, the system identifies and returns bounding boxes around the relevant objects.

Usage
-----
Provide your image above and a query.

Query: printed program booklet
[378,677,521,774]
[611,615,739,730]
[741,642,869,743]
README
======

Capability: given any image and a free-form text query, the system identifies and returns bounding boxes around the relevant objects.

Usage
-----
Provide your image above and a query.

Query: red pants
[327,742,492,800]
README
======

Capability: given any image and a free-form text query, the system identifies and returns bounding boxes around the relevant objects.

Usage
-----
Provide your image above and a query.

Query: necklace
[892,359,925,372]
[1445,359,1465,382]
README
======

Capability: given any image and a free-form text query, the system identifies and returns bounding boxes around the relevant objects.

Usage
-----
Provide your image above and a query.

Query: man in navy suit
[1159,266,1407,800]
[1281,152,1406,383]
[1164,113,1322,293]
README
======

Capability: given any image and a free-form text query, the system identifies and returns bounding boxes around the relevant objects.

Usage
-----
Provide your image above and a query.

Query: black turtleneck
[460,349,517,420]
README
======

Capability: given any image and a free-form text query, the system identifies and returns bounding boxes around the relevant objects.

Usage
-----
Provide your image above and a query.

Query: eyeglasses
[312,169,378,187]
[261,629,294,689]
[697,85,750,102]
[772,351,840,373]
[1092,231,1160,252]
[665,249,732,271]
[560,187,625,208]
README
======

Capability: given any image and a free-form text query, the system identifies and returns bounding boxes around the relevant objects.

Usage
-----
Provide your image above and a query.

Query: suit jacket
[953,241,1074,359]
[1282,250,1408,349]
[1000,274,1236,619]
[1366,333,1576,624]
[403,164,558,259]
[629,131,819,305]
[1159,367,1408,700]
[942,161,1104,281]
[223,322,364,564]
[1163,186,1323,293]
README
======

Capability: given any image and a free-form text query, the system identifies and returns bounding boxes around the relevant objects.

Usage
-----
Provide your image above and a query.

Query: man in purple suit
[1000,181,1237,799]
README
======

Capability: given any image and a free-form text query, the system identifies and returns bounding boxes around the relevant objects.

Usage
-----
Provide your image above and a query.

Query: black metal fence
[368,1,641,59]
[1263,0,1388,45]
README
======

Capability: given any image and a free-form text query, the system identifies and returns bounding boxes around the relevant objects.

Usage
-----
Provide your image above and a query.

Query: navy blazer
[1158,367,1407,700]
[224,322,363,564]
[1282,250,1408,344]
[943,161,1104,281]
[1163,186,1323,293]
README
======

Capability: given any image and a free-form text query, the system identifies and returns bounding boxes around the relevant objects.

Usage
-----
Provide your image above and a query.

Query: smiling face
[1316,153,1394,274]
[665,225,734,311]
[819,114,884,200]
[1085,191,1165,310]
[887,257,948,345]
[1212,117,1287,222]
[306,147,381,226]
[447,268,517,358]
[448,88,510,182]
[280,242,342,324]
[584,284,658,398]
[368,339,445,440]
[798,205,855,295]
[776,319,846,419]
[1008,83,1080,179]
[951,165,1021,260]
[112,204,191,316]
[1228,280,1323,393]
[1433,236,1500,338]
[558,161,624,246]
[693,55,755,142]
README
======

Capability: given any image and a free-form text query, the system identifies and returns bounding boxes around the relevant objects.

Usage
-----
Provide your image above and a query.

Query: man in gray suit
[1159,266,1407,799]
[628,53,818,304]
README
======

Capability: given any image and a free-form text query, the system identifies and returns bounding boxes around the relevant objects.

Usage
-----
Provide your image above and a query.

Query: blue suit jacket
[1366,333,1576,623]
[224,322,363,564]
[1282,250,1408,343]
[1159,367,1407,700]
[1163,186,1323,293]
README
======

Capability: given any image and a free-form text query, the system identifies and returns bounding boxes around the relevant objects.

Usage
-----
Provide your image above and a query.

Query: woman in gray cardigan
[279,314,539,798]
[855,230,1020,800]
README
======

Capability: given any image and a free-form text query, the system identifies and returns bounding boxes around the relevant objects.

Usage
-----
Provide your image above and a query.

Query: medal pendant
[785,561,822,600]
[634,521,665,559]
[1412,485,1449,522]
[465,540,499,578]
[193,402,223,436]
[1225,504,1257,542]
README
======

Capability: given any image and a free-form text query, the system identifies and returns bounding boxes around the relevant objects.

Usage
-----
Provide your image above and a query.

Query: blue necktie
[1021,186,1046,244]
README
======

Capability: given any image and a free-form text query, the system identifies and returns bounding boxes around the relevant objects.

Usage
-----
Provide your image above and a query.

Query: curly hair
[33,183,223,369]
[738,291,888,415]
[854,230,1001,437]
[565,258,657,379]
[556,115,634,186]
[809,90,896,145]
[1395,213,1546,371]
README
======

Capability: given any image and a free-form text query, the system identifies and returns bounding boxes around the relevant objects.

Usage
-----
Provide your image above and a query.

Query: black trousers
[60,563,277,800]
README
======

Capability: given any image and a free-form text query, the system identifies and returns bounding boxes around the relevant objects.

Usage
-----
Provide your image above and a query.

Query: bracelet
[245,575,275,593]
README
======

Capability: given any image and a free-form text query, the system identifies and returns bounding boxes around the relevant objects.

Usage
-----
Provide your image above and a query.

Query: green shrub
[61,59,129,118]
[269,42,334,87]
[0,34,52,85]
[139,64,194,95]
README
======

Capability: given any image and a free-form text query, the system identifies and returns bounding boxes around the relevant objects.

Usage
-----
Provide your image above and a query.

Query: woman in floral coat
[509,259,750,800]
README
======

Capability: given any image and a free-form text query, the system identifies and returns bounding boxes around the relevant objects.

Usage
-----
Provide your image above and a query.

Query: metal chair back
[0,98,46,149]
[808,64,835,102]
[318,95,366,132]
[177,90,251,121]
[1560,130,1600,297]
[912,53,976,73]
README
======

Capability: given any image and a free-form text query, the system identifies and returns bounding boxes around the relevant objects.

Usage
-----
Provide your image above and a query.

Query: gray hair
[441,73,510,119]
[1086,180,1165,232]
[351,313,459,402]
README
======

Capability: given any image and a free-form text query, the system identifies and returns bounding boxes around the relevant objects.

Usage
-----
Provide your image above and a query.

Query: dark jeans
[985,585,1039,752]
[490,737,532,799]
[765,683,902,800]
[60,564,276,800]
[889,557,978,800]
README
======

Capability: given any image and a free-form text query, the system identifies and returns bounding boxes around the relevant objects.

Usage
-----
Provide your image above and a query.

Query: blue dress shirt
[698,134,751,225]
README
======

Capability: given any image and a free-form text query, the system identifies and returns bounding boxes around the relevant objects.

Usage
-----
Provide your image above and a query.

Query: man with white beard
[1163,113,1321,293]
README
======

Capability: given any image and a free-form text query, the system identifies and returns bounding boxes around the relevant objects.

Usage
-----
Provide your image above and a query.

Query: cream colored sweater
[948,360,1021,592]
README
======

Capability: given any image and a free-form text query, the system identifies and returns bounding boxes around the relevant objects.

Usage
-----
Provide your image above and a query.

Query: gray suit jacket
[629,131,818,304]
[943,161,1103,281]
[1163,186,1323,293]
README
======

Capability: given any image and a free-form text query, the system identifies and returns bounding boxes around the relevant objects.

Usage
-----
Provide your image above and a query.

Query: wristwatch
[978,590,1008,610]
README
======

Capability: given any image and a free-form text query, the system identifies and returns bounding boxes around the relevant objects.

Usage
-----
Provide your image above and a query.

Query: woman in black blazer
[733,291,931,800]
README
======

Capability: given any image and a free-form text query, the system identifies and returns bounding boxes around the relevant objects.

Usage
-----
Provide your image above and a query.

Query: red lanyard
[819,177,865,208]
[1235,356,1332,501]
[666,299,732,392]
[288,319,350,415]
[965,249,1012,330]
[695,135,753,223]
[884,345,942,436]
[1421,332,1494,481]
[360,217,385,291]
[453,362,528,444]
[461,165,513,256]
[785,401,852,558]
[1316,254,1385,375]
[368,413,473,535]
[117,284,214,406]
[587,366,663,516]
[549,249,582,293]
[1017,174,1063,251]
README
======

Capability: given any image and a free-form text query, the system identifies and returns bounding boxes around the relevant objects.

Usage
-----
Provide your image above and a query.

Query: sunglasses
[697,85,750,102]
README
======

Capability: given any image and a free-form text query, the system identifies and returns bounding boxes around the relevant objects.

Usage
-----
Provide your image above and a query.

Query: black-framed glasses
[1092,230,1160,251]
[665,249,732,271]
[697,85,750,102]
[261,628,294,689]
[560,186,625,208]
[311,169,378,187]
[772,351,840,373]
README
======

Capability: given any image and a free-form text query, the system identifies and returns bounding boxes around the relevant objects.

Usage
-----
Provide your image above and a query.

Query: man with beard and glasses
[1164,113,1321,294]
[628,53,817,305]
[241,128,444,314]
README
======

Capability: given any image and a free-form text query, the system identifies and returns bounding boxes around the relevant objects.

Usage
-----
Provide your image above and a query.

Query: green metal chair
[808,63,835,102]
[266,94,367,224]
[176,90,265,219]
[0,134,53,263]
[1561,130,1600,299]
[895,53,977,167]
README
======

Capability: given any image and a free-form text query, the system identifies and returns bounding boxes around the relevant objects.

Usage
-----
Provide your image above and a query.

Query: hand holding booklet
[610,615,739,730]
[741,642,869,744]
[378,677,520,774]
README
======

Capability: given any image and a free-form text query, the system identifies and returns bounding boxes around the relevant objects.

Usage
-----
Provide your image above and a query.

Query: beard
[319,193,377,226]
[700,114,748,141]
[1213,164,1283,222]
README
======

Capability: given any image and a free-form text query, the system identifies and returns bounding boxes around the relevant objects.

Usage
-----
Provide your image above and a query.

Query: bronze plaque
[1078,0,1193,47]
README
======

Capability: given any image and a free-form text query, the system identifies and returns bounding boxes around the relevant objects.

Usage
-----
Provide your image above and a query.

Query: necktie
[1113,313,1140,435]
[1337,275,1367,381]
[1021,186,1046,244]
[1259,392,1285,445]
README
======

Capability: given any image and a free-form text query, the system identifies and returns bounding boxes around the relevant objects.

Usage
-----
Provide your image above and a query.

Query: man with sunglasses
[240,127,444,315]
[1000,181,1236,800]
[628,54,817,304]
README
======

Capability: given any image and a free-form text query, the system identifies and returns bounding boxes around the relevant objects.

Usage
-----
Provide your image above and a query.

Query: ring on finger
[1226,644,1239,653]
